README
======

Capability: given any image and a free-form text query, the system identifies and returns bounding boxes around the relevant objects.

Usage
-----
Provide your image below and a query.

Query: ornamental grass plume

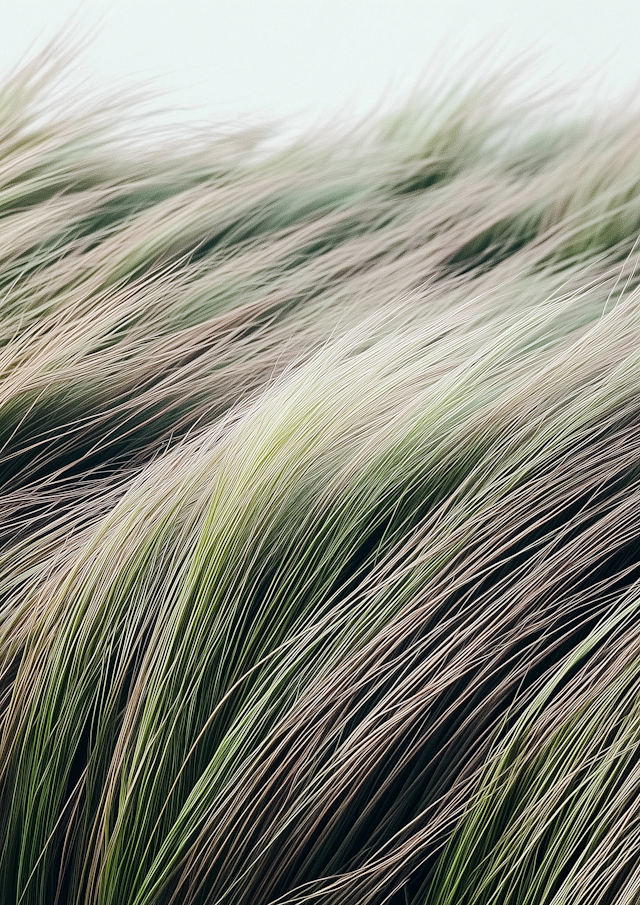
[4,44,640,905]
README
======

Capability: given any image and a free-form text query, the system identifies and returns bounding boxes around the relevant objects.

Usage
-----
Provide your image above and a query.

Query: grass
[3,44,640,905]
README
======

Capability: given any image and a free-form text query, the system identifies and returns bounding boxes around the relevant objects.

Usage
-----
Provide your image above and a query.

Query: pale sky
[2,0,640,129]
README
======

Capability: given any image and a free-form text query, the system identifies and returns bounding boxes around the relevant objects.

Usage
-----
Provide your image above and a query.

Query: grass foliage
[3,48,640,904]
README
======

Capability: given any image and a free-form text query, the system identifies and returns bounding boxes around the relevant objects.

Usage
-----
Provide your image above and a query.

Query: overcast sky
[2,0,640,128]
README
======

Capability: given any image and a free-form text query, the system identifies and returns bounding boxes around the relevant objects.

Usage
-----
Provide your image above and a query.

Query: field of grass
[3,47,640,905]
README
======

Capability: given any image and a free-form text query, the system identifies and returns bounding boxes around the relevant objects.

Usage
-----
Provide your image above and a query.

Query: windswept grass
[3,46,640,905]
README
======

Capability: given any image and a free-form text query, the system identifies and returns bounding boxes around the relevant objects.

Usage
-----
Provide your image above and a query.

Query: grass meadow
[2,46,640,905]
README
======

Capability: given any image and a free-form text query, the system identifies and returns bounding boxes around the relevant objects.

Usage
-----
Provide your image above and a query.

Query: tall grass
[3,46,640,905]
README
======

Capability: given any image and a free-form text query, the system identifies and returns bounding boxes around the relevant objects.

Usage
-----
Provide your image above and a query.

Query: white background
[2,0,639,128]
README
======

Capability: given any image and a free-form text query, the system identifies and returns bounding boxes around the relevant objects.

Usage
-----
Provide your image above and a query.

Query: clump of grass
[3,44,640,905]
